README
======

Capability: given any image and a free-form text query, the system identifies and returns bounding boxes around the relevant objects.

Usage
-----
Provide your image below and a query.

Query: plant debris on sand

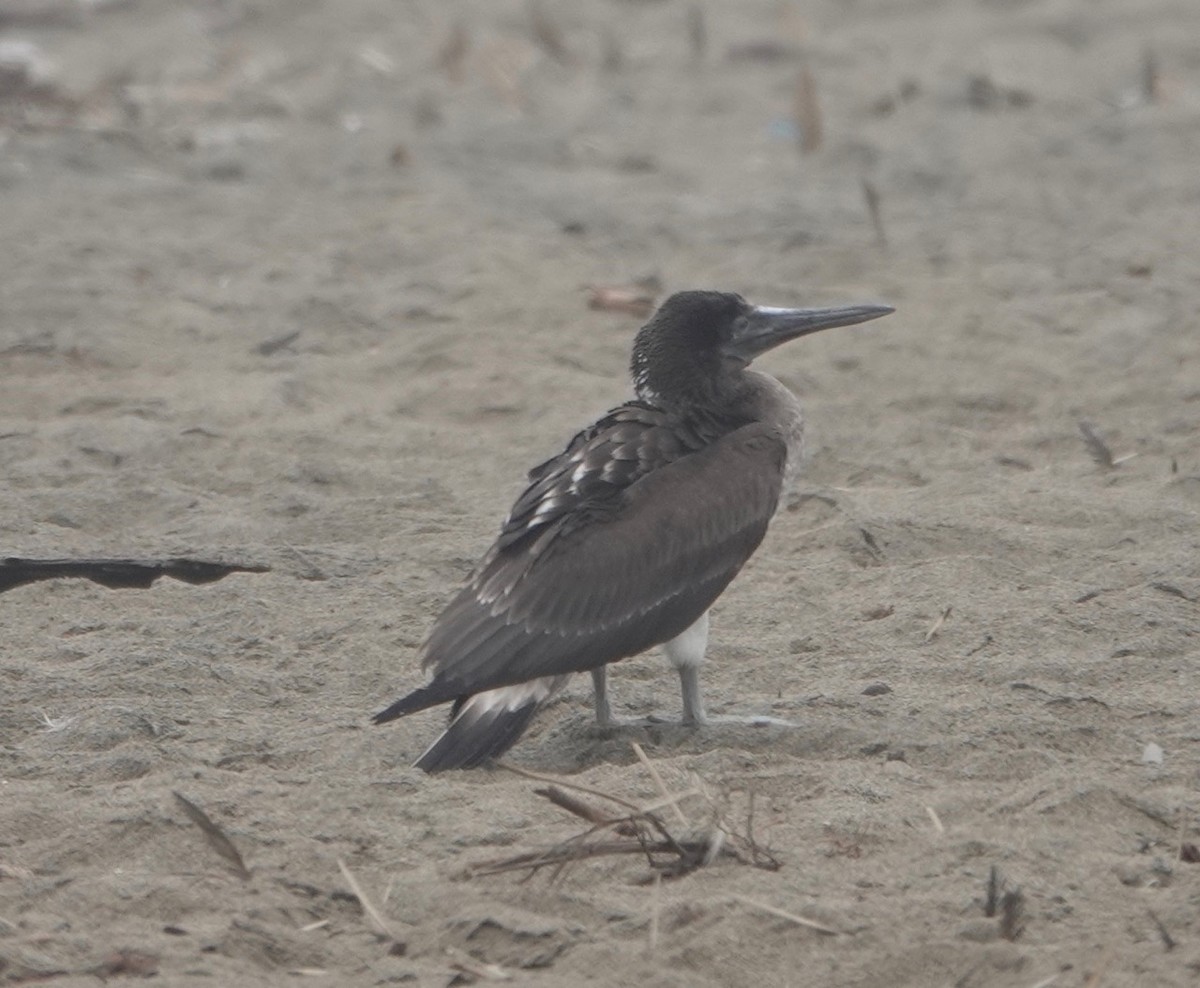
[465,756,780,883]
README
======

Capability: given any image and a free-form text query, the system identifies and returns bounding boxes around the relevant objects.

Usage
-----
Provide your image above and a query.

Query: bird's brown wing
[374,417,786,721]
[495,402,694,553]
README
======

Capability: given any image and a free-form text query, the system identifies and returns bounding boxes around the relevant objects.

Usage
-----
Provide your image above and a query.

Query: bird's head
[631,290,893,404]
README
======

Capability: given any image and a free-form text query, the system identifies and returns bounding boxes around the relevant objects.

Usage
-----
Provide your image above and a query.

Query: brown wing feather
[412,421,787,701]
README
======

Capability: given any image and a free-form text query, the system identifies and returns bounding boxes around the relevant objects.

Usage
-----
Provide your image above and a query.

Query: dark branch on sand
[0,556,269,594]
[173,791,252,881]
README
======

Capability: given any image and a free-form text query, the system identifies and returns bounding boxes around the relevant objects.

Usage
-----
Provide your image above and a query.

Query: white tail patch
[456,677,564,717]
[411,675,570,769]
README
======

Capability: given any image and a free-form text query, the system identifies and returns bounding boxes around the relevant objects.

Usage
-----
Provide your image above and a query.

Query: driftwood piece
[0,556,269,594]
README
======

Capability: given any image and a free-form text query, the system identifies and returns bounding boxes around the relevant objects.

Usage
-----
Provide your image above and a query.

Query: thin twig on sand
[925,805,945,834]
[732,894,840,936]
[648,873,662,950]
[923,606,952,643]
[476,760,780,881]
[446,947,513,981]
[793,66,822,153]
[337,858,397,940]
[633,741,689,827]
[861,178,887,249]
[1079,420,1136,468]
[173,791,251,881]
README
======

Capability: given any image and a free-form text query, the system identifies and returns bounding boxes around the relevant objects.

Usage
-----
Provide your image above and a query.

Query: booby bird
[374,290,893,772]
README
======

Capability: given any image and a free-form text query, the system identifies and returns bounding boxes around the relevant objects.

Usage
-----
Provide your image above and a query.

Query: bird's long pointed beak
[725,302,894,363]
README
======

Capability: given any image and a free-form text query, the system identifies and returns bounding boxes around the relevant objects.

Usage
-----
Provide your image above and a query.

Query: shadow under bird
[374,290,894,772]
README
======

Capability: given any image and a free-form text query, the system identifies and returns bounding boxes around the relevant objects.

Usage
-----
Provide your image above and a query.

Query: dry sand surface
[2,0,1199,984]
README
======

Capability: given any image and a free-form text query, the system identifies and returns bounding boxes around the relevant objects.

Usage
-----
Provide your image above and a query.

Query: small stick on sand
[861,178,887,249]
[686,4,706,63]
[1147,909,1175,951]
[446,947,513,981]
[924,606,952,643]
[1079,420,1136,468]
[1082,946,1113,987]
[1141,48,1160,104]
[528,1,572,66]
[965,634,994,657]
[639,788,705,818]
[537,786,618,826]
[479,41,533,111]
[648,872,662,950]
[282,542,326,581]
[255,329,300,356]
[999,888,1025,941]
[497,761,643,814]
[732,895,840,936]
[633,742,689,827]
[701,826,726,867]
[586,284,658,317]
[984,865,1000,917]
[601,29,623,73]
[336,858,397,939]
[793,66,822,154]
[437,20,469,83]
[173,791,251,881]
[925,805,945,835]
[1079,420,1114,467]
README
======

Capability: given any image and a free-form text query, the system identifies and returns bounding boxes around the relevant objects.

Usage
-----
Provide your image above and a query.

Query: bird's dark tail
[372,682,456,725]
[412,675,570,773]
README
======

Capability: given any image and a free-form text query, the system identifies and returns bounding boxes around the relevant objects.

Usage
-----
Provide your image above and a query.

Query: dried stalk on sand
[793,66,822,154]
[173,791,251,881]
[1079,420,1136,468]
[465,758,779,882]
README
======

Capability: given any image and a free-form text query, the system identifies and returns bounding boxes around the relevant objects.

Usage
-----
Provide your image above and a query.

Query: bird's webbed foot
[690,713,799,728]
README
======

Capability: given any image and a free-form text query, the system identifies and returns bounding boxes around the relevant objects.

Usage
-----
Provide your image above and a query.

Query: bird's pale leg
[663,612,711,726]
[592,611,795,730]
[665,611,795,728]
[591,667,616,726]
[589,617,709,728]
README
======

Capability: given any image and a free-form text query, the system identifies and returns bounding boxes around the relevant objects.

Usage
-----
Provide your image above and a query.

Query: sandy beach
[2,0,1198,984]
